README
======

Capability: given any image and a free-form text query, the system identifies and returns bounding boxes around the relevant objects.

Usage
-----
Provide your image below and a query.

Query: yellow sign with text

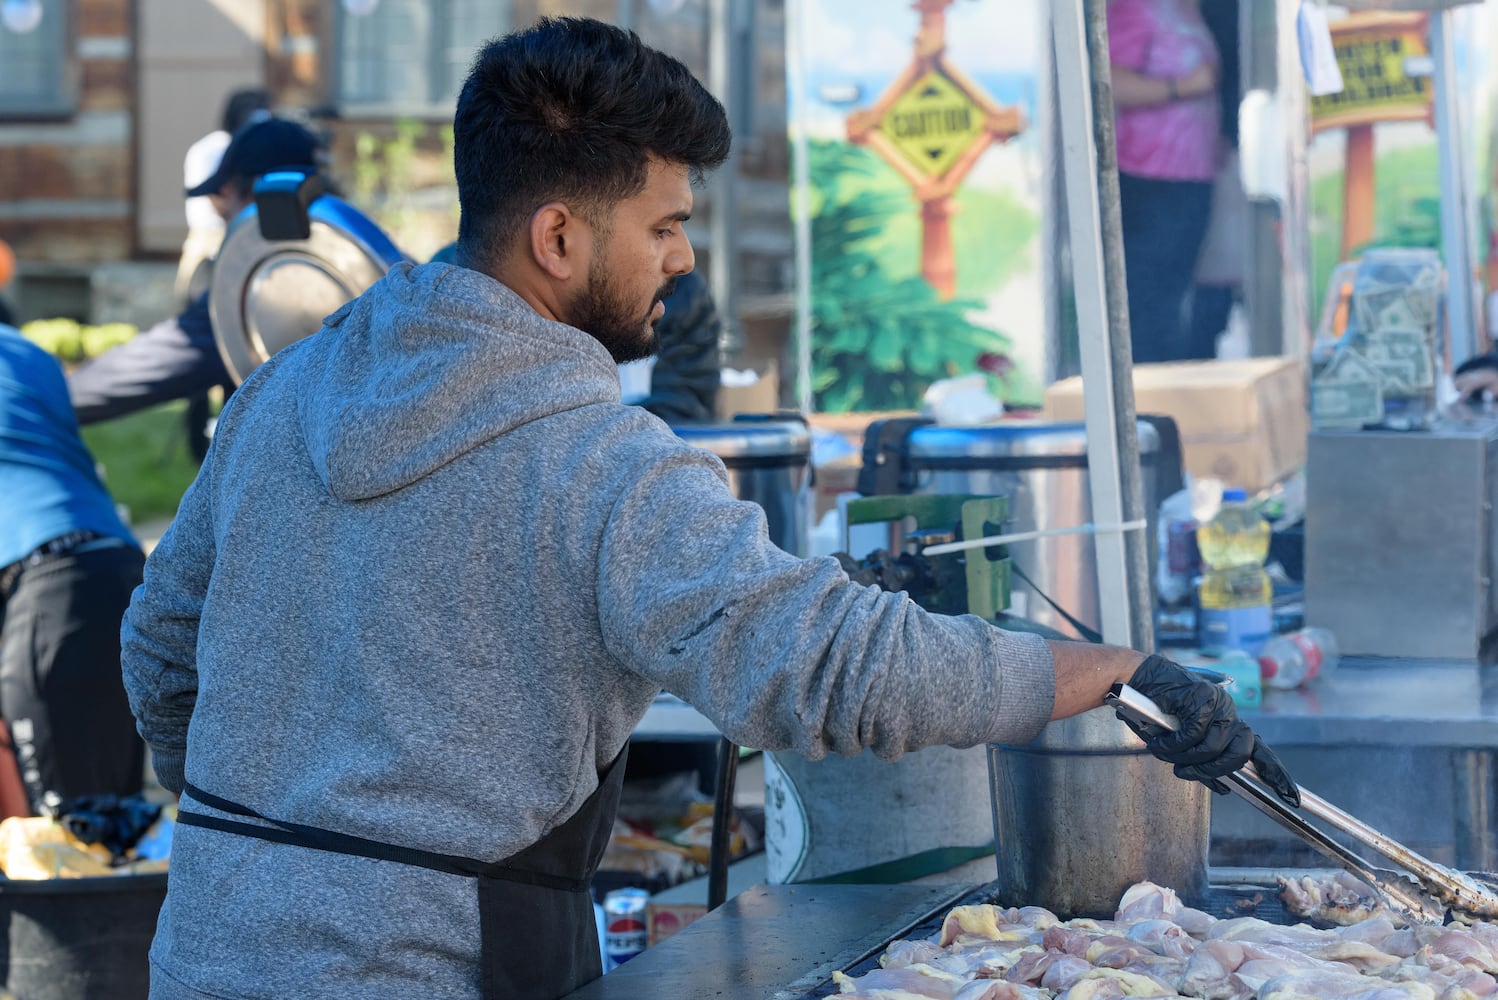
[878,70,986,178]
[1311,17,1431,134]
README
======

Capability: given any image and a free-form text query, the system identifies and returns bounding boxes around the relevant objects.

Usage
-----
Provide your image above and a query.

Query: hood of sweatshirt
[291,261,622,501]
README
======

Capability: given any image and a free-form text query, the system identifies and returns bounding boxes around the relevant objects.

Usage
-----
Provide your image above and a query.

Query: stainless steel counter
[1223,656,1498,870]
[1243,656,1498,747]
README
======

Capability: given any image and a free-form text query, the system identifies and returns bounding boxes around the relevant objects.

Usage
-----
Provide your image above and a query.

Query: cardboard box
[717,361,779,419]
[1043,358,1307,492]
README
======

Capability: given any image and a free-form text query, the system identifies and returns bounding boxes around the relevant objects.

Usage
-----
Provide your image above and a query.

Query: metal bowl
[209,195,406,384]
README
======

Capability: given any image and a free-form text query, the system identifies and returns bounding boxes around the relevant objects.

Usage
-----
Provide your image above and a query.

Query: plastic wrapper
[1310,248,1444,431]
[0,817,116,879]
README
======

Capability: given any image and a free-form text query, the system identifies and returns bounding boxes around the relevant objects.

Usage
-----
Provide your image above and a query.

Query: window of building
[336,0,511,117]
[0,4,73,118]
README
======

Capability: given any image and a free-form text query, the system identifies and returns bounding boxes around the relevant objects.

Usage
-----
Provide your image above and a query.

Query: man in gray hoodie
[121,16,1297,1000]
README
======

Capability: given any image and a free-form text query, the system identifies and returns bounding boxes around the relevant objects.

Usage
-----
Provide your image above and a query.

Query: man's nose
[667,237,695,277]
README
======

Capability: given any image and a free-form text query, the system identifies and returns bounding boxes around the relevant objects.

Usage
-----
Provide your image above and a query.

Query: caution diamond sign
[878,70,986,178]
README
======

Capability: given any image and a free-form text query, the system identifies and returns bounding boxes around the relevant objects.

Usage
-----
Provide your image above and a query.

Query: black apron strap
[179,781,587,891]
[176,744,631,1000]
[479,745,630,999]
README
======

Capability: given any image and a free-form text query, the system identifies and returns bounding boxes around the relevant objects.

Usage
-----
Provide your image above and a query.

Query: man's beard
[569,264,676,364]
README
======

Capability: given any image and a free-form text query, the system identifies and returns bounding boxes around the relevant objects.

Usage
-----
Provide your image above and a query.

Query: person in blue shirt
[0,325,145,815]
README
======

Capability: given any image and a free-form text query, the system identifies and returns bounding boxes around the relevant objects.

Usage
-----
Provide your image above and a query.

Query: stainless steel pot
[987,669,1220,917]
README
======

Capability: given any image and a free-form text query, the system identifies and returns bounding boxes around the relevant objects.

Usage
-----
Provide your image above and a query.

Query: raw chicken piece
[1388,958,1498,1000]
[1114,882,1218,937]
[1116,954,1189,992]
[1176,939,1351,998]
[833,964,964,998]
[1041,954,1096,992]
[1126,919,1197,958]
[1078,967,1181,996]
[1056,981,1131,1000]
[951,983,1049,1000]
[1174,908,1218,938]
[1256,968,1436,999]
[1044,926,1108,957]
[874,940,989,978]
[939,906,1045,948]
[1206,916,1336,948]
[1053,970,1190,999]
[937,943,1041,981]
[1005,948,1071,986]
[1015,906,1061,930]
[882,940,947,970]
[939,907,1009,948]
[1089,939,1164,968]
[1118,882,1184,923]
[1308,938,1405,973]
[1464,922,1498,954]
[1423,930,1498,972]
[1279,872,1389,927]
[1338,917,1415,957]
[1177,938,1250,999]
[1070,918,1121,934]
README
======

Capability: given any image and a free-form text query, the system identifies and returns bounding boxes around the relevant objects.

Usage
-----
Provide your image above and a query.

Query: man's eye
[656,228,674,239]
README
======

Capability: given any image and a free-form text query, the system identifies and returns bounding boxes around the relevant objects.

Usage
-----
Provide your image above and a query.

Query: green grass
[80,402,202,526]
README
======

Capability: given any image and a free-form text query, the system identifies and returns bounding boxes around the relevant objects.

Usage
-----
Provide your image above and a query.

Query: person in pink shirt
[1108,0,1221,363]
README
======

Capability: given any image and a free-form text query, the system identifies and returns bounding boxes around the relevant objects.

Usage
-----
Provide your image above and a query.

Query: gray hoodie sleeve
[120,457,220,794]
[596,445,1056,760]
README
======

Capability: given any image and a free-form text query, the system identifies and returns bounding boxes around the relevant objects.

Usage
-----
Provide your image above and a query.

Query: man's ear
[528,201,582,282]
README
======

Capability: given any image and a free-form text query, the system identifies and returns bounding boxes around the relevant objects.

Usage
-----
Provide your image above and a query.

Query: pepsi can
[603,887,649,967]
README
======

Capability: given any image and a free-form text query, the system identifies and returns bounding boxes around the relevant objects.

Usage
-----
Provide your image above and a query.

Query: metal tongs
[1106,682,1498,925]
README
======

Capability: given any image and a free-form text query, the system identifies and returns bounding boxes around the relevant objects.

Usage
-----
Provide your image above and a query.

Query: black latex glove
[1122,654,1301,807]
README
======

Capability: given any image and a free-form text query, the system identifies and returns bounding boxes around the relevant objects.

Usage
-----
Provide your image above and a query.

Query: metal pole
[1431,10,1477,366]
[707,736,739,910]
[707,0,738,358]
[1051,0,1153,650]
[788,0,815,416]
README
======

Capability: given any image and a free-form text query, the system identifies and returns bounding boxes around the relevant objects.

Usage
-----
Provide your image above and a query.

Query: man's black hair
[1455,354,1498,378]
[221,88,271,135]
[453,17,731,268]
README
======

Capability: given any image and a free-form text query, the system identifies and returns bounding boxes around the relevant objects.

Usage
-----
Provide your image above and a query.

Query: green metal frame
[844,494,1011,620]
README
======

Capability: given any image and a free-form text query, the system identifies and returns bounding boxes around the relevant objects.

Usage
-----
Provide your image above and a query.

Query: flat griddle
[562,871,1299,1000]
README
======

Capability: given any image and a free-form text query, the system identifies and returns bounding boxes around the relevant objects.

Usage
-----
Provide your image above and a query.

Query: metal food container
[899,421,1163,640]
[988,677,1215,917]
[1304,419,1498,659]
[988,710,1210,917]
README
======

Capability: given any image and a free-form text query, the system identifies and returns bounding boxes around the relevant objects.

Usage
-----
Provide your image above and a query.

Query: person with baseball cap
[67,117,323,448]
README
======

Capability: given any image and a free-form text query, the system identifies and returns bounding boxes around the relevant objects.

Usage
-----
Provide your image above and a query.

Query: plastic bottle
[1196,488,1273,655]
[1258,627,1340,690]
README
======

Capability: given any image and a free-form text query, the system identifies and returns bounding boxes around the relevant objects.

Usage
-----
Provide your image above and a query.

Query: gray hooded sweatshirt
[122,261,1055,999]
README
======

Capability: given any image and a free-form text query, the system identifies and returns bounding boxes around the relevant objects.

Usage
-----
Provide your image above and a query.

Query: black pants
[1190,284,1236,361]
[1118,172,1215,364]
[0,543,146,814]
